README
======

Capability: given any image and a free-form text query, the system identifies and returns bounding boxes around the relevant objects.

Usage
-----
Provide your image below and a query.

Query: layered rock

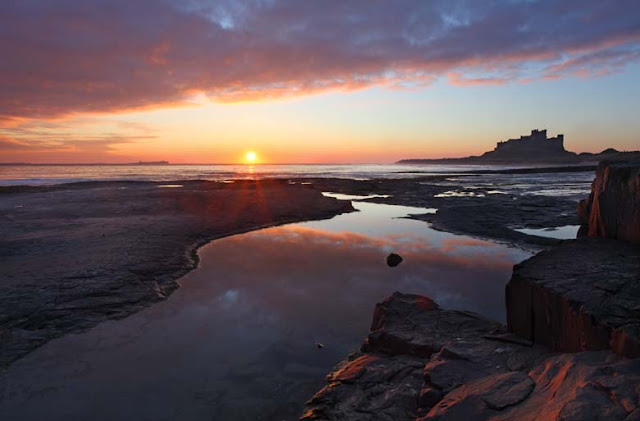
[302,293,640,420]
[507,160,640,357]
[301,293,539,420]
[506,237,640,357]
[424,351,640,420]
[578,160,640,244]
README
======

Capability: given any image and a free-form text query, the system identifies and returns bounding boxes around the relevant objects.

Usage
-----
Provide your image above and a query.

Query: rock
[422,351,640,420]
[386,253,403,267]
[301,293,548,420]
[506,237,640,357]
[578,160,640,244]
[303,292,640,420]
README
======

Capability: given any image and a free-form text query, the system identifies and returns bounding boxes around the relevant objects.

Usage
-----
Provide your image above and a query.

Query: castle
[492,129,565,154]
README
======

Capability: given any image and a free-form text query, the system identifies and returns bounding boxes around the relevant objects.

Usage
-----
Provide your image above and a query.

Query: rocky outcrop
[506,237,640,357]
[578,160,640,244]
[424,351,640,420]
[302,293,640,420]
[506,161,640,357]
[304,161,640,420]
[302,293,544,420]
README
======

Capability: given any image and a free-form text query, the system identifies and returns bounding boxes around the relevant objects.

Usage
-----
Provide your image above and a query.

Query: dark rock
[506,237,640,357]
[301,174,581,251]
[422,351,639,420]
[578,160,640,244]
[386,253,403,267]
[301,293,549,420]
[303,292,640,420]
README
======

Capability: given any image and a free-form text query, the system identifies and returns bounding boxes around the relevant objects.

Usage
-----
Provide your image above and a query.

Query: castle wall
[492,130,566,155]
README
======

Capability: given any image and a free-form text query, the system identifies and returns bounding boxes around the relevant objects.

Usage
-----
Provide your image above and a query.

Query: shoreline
[0,180,354,368]
[0,166,592,367]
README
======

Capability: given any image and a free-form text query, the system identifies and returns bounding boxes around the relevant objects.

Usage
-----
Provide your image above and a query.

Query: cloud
[0,117,155,162]
[0,0,639,121]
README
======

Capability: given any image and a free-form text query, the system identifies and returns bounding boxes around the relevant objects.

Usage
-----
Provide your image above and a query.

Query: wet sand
[0,180,353,367]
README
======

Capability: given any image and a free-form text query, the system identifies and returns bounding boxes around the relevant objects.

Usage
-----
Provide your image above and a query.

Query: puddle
[322,192,391,201]
[514,225,580,240]
[434,190,485,198]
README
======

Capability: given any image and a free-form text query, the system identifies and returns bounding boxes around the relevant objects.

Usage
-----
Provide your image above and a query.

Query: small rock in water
[386,253,403,267]
[315,342,324,349]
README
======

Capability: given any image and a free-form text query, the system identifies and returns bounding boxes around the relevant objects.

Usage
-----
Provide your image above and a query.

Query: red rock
[506,238,640,357]
[578,160,640,244]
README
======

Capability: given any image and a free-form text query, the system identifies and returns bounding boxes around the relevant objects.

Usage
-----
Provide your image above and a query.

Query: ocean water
[0,163,595,200]
[0,163,589,186]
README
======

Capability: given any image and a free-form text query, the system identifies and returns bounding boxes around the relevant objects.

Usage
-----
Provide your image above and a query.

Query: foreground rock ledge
[302,293,640,420]
[0,180,354,368]
[506,237,640,358]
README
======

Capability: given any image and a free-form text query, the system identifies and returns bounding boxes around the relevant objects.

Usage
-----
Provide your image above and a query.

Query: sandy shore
[0,180,353,367]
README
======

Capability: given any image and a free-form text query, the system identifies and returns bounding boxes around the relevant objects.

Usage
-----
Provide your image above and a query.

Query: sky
[1,0,639,164]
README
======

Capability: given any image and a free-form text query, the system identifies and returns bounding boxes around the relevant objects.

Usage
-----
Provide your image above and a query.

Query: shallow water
[514,225,581,240]
[0,163,589,186]
[0,200,530,421]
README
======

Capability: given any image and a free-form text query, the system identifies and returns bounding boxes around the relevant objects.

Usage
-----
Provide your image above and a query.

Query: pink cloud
[0,0,638,122]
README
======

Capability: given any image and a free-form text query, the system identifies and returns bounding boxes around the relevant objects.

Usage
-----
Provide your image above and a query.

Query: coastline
[293,169,590,251]
[0,179,354,368]
[0,166,594,368]
[302,160,640,420]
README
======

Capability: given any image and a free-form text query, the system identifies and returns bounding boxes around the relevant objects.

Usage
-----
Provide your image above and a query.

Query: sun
[245,151,257,163]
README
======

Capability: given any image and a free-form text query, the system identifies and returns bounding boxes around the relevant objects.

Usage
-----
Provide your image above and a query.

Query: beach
[0,164,597,419]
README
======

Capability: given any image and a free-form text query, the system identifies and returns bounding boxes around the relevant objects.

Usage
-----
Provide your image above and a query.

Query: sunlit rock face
[422,352,640,421]
[506,161,640,358]
[578,160,640,244]
[506,238,640,357]
[301,293,548,420]
[302,293,640,420]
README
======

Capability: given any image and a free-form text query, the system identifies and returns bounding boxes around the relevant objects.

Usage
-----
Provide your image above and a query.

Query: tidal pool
[514,225,580,240]
[0,200,530,421]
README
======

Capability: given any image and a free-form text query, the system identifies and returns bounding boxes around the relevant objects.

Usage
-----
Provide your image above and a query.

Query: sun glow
[245,151,257,163]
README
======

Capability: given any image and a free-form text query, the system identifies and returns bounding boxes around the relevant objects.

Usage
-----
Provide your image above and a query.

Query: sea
[0,163,594,197]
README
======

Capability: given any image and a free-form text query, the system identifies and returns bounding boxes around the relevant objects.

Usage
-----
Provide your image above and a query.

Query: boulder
[386,253,404,267]
[578,160,640,243]
[302,293,548,420]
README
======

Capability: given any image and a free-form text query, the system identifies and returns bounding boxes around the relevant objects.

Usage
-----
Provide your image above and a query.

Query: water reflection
[514,225,580,240]
[0,201,530,421]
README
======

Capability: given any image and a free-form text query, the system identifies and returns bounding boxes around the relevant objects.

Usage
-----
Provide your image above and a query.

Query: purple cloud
[1,0,638,121]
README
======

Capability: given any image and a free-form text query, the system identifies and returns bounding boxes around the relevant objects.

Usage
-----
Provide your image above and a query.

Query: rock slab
[303,293,640,420]
[578,160,640,244]
[506,237,640,357]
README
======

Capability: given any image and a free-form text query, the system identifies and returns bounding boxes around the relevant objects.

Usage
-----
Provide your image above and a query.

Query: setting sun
[245,151,257,163]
